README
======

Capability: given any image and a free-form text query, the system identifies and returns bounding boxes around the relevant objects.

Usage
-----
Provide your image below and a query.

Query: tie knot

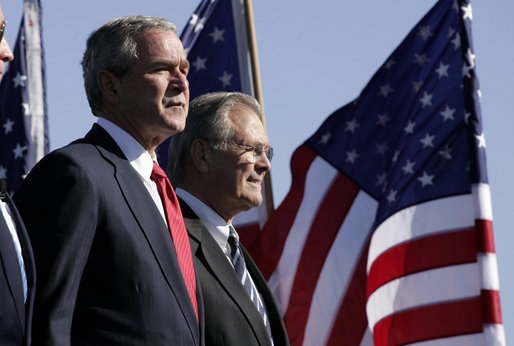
[151,162,167,181]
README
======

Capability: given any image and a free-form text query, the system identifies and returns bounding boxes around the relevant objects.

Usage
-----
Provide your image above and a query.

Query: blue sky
[3,0,513,340]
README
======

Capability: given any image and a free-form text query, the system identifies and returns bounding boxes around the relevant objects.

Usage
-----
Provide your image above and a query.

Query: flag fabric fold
[0,0,47,193]
[251,0,505,345]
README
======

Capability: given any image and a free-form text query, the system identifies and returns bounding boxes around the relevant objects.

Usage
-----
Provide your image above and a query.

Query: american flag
[160,0,269,239]
[0,0,47,194]
[251,0,505,345]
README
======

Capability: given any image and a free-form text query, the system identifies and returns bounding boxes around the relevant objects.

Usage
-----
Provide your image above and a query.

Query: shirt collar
[176,188,231,249]
[97,117,155,179]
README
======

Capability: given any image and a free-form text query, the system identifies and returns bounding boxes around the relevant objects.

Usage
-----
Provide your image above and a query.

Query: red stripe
[325,238,371,346]
[476,219,495,253]
[482,289,502,324]
[373,297,483,346]
[367,228,477,297]
[252,145,318,279]
[283,174,360,346]
[236,222,261,252]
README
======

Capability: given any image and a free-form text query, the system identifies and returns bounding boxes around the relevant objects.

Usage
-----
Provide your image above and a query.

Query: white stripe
[24,0,46,165]
[405,332,485,346]
[483,323,506,346]
[472,183,493,220]
[303,191,377,346]
[267,158,338,314]
[231,0,254,95]
[367,194,474,272]
[478,252,500,290]
[366,262,480,329]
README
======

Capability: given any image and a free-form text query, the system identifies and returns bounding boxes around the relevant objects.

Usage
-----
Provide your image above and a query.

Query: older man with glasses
[167,92,289,346]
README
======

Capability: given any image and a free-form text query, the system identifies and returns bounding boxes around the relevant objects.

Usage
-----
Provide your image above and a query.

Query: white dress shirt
[97,117,166,224]
[175,188,232,259]
[0,198,27,302]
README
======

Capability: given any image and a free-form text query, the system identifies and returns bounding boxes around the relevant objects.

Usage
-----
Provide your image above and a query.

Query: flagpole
[243,0,275,217]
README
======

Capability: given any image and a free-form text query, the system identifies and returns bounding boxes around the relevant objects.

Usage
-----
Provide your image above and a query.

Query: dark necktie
[150,162,198,321]
[228,225,273,344]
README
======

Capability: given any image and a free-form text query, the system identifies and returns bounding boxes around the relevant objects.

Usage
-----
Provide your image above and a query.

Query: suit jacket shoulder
[14,125,202,345]
[182,200,289,346]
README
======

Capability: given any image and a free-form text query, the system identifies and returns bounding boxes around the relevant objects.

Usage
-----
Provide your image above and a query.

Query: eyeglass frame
[0,21,5,43]
[203,138,274,162]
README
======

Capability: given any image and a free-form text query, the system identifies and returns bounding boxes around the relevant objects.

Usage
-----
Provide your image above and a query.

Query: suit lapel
[84,125,199,342]
[184,213,271,345]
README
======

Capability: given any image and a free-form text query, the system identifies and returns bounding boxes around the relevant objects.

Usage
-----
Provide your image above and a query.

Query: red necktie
[150,162,198,321]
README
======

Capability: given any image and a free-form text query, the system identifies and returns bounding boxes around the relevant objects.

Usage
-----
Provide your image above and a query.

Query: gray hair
[167,92,262,186]
[81,15,177,115]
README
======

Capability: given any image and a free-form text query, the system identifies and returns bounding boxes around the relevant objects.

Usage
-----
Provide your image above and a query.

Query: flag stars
[209,26,225,43]
[440,105,455,122]
[345,118,359,133]
[402,160,415,175]
[3,118,14,134]
[345,150,359,164]
[411,81,423,92]
[379,83,394,97]
[419,91,433,108]
[461,4,472,20]
[451,32,461,50]
[12,143,27,159]
[13,72,28,88]
[377,113,391,127]
[417,171,434,187]
[462,63,472,78]
[447,27,456,38]
[387,189,398,204]
[319,132,331,145]
[420,132,435,148]
[439,145,453,160]
[0,166,6,179]
[192,56,207,72]
[376,172,387,187]
[385,58,396,70]
[404,121,415,134]
[22,103,30,115]
[414,53,430,66]
[475,132,486,148]
[435,62,449,78]
[189,14,206,33]
[466,48,476,68]
[417,25,432,41]
[219,71,232,87]
[375,142,388,156]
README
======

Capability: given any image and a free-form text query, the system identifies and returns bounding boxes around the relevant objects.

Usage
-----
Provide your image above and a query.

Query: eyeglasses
[0,21,5,43]
[207,139,274,162]
[231,142,274,162]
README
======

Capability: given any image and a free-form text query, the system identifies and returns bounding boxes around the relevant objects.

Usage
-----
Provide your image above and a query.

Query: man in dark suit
[167,92,289,346]
[0,3,36,345]
[14,16,202,345]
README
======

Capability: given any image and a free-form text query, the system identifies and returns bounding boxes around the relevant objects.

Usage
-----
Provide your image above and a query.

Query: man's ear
[97,69,120,103]
[190,139,210,174]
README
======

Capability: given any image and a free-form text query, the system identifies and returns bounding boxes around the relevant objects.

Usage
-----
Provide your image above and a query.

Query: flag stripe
[475,219,494,253]
[283,174,359,344]
[367,194,474,273]
[481,289,502,324]
[372,297,483,346]
[367,227,477,297]
[367,263,480,329]
[324,242,371,346]
[303,191,376,346]
[254,145,318,279]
